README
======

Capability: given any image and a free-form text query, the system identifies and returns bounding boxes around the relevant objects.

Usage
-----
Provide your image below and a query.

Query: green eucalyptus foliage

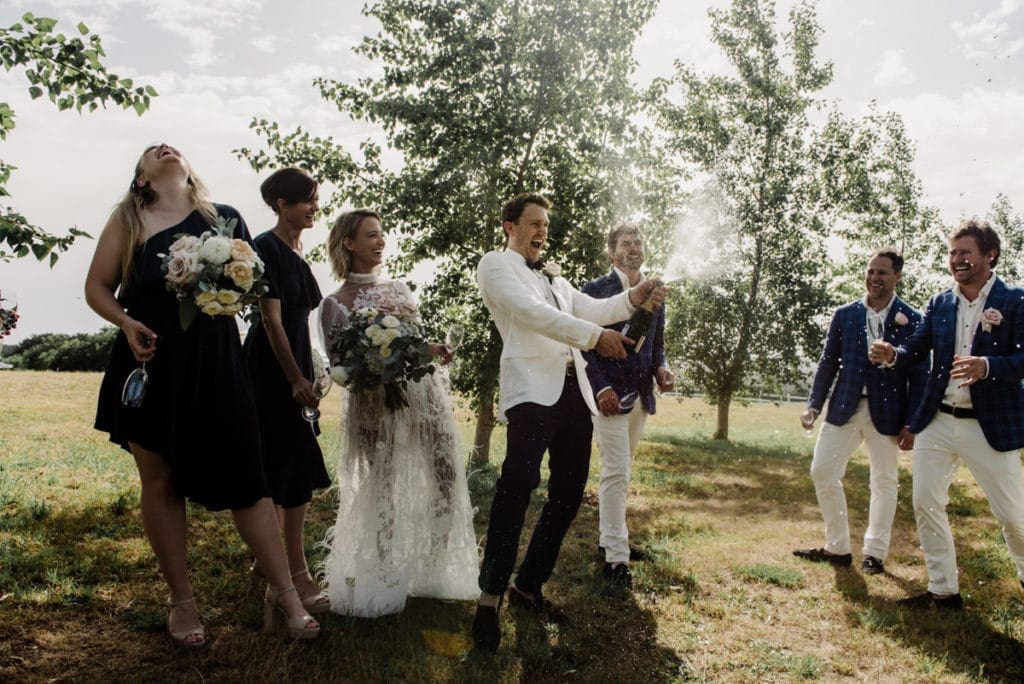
[0,13,157,265]
[237,0,678,463]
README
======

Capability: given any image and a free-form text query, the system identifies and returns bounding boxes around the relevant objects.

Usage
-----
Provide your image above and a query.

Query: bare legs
[132,445,200,640]
[278,503,320,597]
[131,444,315,632]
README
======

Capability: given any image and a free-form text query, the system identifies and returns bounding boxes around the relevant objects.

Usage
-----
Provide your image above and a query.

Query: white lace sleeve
[318,296,350,366]
[393,281,421,322]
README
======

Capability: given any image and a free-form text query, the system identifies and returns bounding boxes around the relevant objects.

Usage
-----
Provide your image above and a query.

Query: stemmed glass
[867,313,884,365]
[301,349,332,423]
[444,324,464,354]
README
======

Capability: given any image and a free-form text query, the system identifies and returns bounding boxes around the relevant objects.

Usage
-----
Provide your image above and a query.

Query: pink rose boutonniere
[893,311,909,326]
[981,308,1003,333]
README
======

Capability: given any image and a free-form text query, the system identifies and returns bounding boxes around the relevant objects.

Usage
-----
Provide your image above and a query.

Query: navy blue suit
[808,297,927,435]
[896,277,1024,451]
[581,271,666,412]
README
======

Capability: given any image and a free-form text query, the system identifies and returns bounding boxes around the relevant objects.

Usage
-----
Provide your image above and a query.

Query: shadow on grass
[832,563,1024,681]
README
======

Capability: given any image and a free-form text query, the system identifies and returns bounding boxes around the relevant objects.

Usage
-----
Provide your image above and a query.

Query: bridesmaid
[243,167,331,614]
[86,144,320,647]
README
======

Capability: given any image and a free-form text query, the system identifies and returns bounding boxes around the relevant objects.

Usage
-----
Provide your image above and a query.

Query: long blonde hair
[328,209,381,280]
[113,145,217,286]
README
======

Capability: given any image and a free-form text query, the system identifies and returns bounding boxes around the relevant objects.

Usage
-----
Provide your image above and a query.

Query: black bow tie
[527,259,544,271]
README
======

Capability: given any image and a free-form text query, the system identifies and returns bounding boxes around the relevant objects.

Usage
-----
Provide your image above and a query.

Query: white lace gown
[318,275,480,617]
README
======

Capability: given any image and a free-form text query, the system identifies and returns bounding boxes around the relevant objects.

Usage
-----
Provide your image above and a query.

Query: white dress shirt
[943,274,997,408]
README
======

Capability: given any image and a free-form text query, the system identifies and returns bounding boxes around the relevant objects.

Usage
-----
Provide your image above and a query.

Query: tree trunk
[713,391,732,440]
[469,389,496,468]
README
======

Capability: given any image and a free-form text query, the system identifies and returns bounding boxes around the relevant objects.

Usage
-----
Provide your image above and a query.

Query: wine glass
[301,349,332,423]
[445,324,465,353]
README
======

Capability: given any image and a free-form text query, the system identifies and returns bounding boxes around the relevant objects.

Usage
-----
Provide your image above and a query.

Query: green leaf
[77,22,89,36]
[133,99,147,116]
[145,85,158,97]
[27,86,42,99]
[35,17,58,33]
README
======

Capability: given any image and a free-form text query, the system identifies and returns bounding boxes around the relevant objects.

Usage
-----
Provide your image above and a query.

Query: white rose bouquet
[159,216,268,330]
[327,307,435,411]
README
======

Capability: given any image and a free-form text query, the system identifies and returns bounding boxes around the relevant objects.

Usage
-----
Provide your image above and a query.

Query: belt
[939,404,976,419]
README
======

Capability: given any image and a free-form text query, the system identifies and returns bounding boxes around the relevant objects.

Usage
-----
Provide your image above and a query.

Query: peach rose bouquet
[159,216,267,329]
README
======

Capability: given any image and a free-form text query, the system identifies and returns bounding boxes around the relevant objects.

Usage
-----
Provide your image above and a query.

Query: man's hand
[868,340,895,365]
[595,329,632,359]
[951,354,988,387]
[898,427,915,451]
[656,367,675,393]
[800,408,818,431]
[628,278,668,308]
[596,388,621,416]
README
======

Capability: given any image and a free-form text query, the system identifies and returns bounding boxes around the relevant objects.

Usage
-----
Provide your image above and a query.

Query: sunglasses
[121,363,149,408]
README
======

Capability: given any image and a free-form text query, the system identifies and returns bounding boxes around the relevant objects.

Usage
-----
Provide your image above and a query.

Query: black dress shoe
[860,556,885,575]
[508,584,567,623]
[792,547,853,566]
[472,601,501,653]
[897,591,964,610]
[597,545,650,562]
[602,562,633,589]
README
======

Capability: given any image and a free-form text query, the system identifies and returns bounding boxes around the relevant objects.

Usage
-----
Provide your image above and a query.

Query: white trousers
[810,399,899,559]
[912,412,1024,595]
[594,406,649,564]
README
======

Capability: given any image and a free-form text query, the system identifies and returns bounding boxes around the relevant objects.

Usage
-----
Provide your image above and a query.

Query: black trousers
[478,372,594,595]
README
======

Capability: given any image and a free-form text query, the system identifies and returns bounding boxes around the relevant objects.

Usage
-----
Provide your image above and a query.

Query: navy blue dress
[242,231,329,508]
[94,205,271,511]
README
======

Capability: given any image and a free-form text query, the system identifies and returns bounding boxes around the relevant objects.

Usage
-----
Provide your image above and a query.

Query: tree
[0,13,156,265]
[653,0,854,439]
[237,0,676,464]
[5,327,117,371]
[814,104,946,307]
[987,194,1024,283]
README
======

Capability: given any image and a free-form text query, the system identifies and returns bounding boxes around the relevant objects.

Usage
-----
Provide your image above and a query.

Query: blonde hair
[328,209,381,279]
[113,145,217,286]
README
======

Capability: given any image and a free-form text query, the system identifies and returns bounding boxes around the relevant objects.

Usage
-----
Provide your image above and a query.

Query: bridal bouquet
[159,216,268,330]
[327,308,435,411]
[0,303,18,339]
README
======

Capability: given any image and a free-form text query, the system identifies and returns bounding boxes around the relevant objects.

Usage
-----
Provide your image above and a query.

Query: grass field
[1,371,1023,682]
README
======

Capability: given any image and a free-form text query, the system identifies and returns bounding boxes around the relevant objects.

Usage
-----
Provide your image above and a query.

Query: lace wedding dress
[318,272,480,616]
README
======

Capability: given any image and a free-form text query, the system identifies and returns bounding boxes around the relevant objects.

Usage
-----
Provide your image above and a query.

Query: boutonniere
[541,262,562,280]
[981,308,1003,332]
[893,311,909,326]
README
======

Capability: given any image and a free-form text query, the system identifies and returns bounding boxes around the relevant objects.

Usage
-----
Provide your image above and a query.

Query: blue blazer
[895,277,1024,451]
[581,271,666,415]
[807,296,927,436]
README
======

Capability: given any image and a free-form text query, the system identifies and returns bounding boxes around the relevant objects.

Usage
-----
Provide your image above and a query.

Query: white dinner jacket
[477,249,634,418]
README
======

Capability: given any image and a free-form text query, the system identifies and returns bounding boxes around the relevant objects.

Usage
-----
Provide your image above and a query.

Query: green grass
[2,372,1024,681]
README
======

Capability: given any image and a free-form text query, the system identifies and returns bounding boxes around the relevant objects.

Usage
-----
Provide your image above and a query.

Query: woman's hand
[122,318,158,363]
[429,343,453,365]
[292,377,319,408]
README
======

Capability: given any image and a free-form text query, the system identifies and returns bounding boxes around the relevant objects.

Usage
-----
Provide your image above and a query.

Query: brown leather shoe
[508,584,567,623]
[472,600,501,653]
[897,592,963,610]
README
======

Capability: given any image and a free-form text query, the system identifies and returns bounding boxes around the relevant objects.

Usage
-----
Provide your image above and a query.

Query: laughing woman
[243,167,331,614]
[86,144,320,647]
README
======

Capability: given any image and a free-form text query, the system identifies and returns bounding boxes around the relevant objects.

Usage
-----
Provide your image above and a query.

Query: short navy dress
[242,231,329,508]
[94,205,271,511]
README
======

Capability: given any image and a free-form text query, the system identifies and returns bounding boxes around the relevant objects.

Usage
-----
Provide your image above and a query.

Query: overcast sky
[1,0,1022,344]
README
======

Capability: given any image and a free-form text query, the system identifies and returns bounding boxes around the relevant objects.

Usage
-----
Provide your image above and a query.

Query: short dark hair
[260,167,317,213]
[501,192,550,224]
[608,222,642,252]
[949,219,1001,267]
[870,248,904,273]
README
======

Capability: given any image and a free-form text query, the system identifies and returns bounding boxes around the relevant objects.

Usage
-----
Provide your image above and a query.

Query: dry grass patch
[2,373,1023,681]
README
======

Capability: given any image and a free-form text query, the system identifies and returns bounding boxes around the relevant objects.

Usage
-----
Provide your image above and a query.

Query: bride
[318,208,480,617]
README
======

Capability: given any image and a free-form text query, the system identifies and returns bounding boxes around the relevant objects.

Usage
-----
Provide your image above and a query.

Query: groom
[473,193,666,652]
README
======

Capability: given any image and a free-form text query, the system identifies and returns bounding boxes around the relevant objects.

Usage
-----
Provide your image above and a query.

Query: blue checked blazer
[895,277,1024,451]
[581,270,666,415]
[807,296,927,436]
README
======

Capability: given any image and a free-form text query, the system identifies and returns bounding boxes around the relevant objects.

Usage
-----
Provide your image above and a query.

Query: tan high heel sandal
[263,586,320,640]
[291,569,331,615]
[167,597,207,650]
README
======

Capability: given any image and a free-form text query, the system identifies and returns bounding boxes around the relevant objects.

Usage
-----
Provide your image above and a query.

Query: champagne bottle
[620,293,656,355]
